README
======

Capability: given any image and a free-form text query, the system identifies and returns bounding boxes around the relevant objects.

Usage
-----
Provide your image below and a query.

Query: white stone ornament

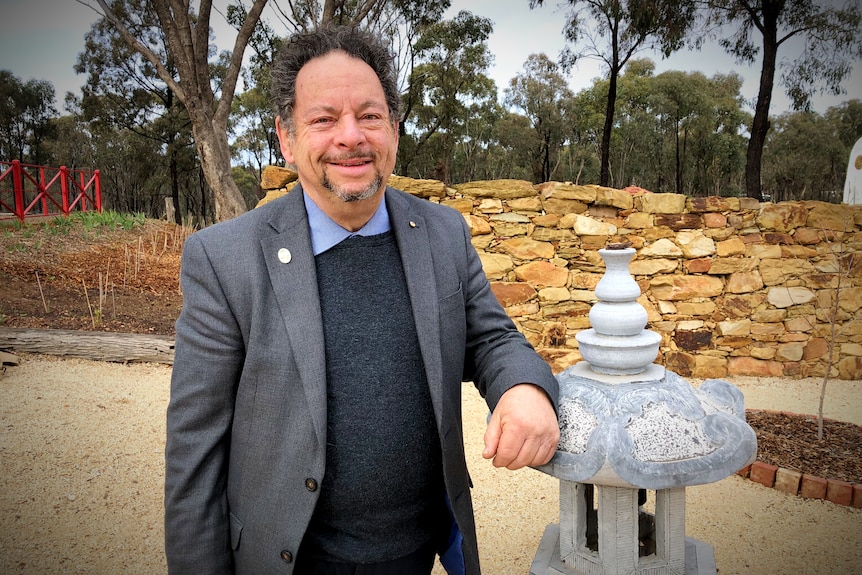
[277,248,292,264]
[531,243,757,575]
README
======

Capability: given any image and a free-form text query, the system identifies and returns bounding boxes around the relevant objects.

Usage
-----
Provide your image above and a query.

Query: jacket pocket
[229,512,243,550]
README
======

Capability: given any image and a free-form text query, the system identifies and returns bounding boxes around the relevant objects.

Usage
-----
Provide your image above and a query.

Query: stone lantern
[531,245,757,575]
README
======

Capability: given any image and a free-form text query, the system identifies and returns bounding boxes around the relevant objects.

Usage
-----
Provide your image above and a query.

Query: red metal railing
[0,160,102,222]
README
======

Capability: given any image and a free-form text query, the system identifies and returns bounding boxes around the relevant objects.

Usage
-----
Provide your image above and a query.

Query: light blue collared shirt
[302,191,391,256]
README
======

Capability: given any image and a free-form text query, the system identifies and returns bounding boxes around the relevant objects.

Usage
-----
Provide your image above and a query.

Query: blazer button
[280,550,293,563]
[305,478,318,492]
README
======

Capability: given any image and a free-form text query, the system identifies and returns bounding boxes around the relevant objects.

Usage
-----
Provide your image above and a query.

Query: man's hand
[482,383,560,470]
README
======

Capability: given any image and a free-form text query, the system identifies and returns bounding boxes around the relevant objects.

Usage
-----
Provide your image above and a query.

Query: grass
[0,210,148,238]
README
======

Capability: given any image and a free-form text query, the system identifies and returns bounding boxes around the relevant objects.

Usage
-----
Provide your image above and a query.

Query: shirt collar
[303,190,391,256]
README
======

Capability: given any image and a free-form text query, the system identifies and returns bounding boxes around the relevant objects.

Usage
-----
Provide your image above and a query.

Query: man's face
[276,50,398,207]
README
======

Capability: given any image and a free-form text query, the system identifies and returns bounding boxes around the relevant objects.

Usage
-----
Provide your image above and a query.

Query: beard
[321,170,382,203]
[320,152,384,203]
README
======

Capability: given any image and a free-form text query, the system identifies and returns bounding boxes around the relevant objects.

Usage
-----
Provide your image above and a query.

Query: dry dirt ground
[0,217,860,573]
[0,355,860,575]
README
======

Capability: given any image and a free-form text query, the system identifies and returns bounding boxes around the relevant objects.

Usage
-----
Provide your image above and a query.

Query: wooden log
[0,327,175,364]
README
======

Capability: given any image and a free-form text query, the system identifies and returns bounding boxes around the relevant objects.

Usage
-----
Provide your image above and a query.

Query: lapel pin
[278,248,292,264]
[409,221,417,228]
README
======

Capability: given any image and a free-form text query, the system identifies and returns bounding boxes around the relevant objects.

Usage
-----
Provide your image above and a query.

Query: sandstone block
[515,261,569,287]
[498,237,555,260]
[629,258,678,276]
[531,228,575,243]
[571,214,617,236]
[685,258,711,273]
[638,193,687,214]
[852,484,862,509]
[650,275,724,301]
[536,181,597,202]
[542,197,588,215]
[443,198,474,213]
[625,212,652,229]
[260,165,297,190]
[749,345,776,360]
[709,257,757,274]
[677,230,716,258]
[655,213,703,230]
[508,196,543,212]
[767,286,816,308]
[688,196,736,213]
[716,237,747,256]
[838,356,862,380]
[792,227,821,244]
[745,244,782,259]
[477,198,503,213]
[532,213,560,227]
[490,282,536,307]
[478,252,514,279]
[641,238,682,257]
[594,186,633,210]
[717,319,751,336]
[776,342,804,362]
[806,200,854,231]
[464,214,492,236]
[726,271,764,294]
[454,179,536,199]
[693,355,727,379]
[538,287,571,303]
[727,356,784,377]
[703,212,729,229]
[388,174,446,198]
[756,203,808,232]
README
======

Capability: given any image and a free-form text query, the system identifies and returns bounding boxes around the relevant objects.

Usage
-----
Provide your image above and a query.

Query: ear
[275,116,295,165]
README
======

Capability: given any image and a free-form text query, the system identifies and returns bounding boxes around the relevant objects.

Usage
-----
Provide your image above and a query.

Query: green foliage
[0,70,57,164]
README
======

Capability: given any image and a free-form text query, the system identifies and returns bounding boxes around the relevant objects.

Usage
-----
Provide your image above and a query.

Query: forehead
[295,51,386,106]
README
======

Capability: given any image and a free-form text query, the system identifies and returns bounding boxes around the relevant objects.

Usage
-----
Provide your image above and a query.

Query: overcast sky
[0,0,858,116]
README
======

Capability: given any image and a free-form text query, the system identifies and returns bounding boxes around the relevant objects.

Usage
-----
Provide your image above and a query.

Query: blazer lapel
[387,189,445,420]
[261,187,327,445]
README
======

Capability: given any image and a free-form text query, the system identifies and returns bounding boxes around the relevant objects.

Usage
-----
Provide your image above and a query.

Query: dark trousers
[293,543,436,575]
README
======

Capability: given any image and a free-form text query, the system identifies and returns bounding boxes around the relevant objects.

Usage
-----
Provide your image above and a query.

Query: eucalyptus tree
[762,100,862,202]
[76,0,201,223]
[398,10,497,184]
[85,0,268,222]
[0,71,57,165]
[504,53,574,183]
[704,0,862,200]
[529,0,697,187]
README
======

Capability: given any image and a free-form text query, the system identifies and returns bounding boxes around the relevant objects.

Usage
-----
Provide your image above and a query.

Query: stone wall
[259,167,862,380]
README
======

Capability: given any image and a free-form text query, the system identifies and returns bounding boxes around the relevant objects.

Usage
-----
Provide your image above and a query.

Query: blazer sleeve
[452,211,559,413]
[164,231,245,575]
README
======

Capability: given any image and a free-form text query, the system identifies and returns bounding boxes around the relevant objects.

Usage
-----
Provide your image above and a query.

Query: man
[164,25,559,575]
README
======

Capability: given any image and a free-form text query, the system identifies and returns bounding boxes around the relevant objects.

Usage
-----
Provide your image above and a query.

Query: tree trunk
[600,68,618,187]
[0,327,175,364]
[193,120,247,222]
[745,7,780,201]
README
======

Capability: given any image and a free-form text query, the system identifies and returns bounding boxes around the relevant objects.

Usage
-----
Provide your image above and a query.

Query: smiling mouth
[326,153,375,168]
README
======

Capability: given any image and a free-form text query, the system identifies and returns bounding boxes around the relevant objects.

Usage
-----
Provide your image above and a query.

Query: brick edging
[737,408,861,508]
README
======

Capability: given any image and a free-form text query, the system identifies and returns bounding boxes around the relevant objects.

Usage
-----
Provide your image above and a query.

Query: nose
[334,115,366,148]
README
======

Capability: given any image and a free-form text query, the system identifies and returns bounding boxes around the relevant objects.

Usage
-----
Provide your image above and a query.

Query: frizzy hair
[270,25,401,134]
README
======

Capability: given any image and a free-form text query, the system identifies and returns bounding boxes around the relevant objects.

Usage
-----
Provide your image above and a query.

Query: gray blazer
[164,185,558,574]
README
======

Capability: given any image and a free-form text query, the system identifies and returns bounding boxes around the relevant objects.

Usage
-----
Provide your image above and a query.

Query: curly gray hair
[270,25,401,135]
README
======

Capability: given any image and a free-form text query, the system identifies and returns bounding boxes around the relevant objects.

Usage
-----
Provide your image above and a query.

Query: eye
[311,116,334,125]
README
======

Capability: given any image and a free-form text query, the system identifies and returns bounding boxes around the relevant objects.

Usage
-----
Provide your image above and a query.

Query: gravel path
[1,354,860,575]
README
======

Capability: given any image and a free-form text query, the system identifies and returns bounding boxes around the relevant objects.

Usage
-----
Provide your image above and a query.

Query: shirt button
[305,478,318,492]
[280,550,293,563]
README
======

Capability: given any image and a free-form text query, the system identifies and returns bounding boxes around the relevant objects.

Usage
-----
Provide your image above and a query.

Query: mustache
[322,151,377,163]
